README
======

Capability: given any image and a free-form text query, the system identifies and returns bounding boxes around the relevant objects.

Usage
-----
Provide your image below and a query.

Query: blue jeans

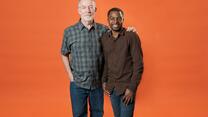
[70,82,104,117]
[110,90,135,117]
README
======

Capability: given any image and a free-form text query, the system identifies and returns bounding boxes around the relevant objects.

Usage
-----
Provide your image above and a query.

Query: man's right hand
[68,73,74,82]
[102,83,110,96]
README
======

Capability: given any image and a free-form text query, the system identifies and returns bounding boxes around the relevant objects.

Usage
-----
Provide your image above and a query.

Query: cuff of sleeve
[61,50,70,55]
[128,83,138,93]
[102,77,107,83]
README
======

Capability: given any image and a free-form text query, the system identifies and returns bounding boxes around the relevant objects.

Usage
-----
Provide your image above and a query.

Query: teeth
[113,25,118,27]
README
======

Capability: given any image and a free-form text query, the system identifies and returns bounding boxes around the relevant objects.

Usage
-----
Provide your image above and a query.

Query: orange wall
[0,0,208,117]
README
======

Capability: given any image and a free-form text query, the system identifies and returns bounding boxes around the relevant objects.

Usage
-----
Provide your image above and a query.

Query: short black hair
[107,7,124,17]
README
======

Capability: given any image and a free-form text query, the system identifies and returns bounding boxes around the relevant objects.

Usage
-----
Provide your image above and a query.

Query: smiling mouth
[112,25,119,28]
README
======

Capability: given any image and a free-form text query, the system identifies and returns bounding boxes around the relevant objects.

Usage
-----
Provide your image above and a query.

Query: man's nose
[87,7,92,12]
[113,18,119,23]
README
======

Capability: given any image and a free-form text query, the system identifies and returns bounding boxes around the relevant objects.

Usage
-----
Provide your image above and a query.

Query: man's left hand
[126,26,137,32]
[122,89,134,106]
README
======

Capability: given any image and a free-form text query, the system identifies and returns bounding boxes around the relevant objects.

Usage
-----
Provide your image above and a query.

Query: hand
[126,26,137,32]
[122,89,134,106]
[103,83,110,96]
[68,73,74,82]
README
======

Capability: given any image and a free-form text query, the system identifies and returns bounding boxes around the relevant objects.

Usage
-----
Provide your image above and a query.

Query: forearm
[61,54,74,81]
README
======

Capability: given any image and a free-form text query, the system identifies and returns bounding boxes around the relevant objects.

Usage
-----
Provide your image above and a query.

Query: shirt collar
[78,19,97,31]
[107,27,126,38]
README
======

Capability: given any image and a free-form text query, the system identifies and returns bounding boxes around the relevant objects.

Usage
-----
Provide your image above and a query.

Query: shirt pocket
[71,39,86,53]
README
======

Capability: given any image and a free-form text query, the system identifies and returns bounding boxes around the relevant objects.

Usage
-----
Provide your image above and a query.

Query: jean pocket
[70,81,75,84]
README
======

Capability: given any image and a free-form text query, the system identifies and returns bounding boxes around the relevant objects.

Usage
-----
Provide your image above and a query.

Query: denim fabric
[110,90,135,117]
[70,82,104,117]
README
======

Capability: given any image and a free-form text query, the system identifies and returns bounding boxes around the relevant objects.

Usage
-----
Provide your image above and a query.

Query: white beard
[82,15,94,22]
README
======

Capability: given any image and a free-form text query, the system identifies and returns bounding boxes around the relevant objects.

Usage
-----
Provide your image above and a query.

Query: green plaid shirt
[61,21,107,89]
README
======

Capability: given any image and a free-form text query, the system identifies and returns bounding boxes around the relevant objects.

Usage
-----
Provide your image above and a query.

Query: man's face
[108,11,124,31]
[78,0,96,22]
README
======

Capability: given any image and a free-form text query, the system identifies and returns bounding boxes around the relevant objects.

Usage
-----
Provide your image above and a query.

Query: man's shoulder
[95,22,108,30]
[64,22,80,33]
[125,30,139,38]
[102,30,111,37]
[124,30,141,44]
[101,30,111,43]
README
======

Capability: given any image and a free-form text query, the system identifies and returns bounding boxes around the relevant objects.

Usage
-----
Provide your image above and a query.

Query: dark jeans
[70,82,104,117]
[110,90,135,117]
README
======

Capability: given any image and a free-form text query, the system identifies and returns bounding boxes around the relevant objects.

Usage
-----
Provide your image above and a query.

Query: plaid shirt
[61,21,107,89]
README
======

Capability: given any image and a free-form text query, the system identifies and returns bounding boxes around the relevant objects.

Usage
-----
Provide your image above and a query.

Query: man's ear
[121,16,124,22]
[95,7,97,12]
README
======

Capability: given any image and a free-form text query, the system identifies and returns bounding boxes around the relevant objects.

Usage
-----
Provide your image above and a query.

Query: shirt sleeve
[128,32,144,93]
[61,29,71,55]
[101,37,108,83]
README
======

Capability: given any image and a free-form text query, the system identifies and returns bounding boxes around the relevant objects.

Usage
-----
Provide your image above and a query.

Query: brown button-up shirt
[101,28,143,95]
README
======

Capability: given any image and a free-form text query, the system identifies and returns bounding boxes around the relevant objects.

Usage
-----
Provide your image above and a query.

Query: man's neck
[112,31,119,39]
[81,19,94,30]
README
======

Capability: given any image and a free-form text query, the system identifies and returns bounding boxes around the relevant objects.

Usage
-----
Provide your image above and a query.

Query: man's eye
[89,6,93,9]
[110,17,115,20]
[81,6,86,9]
[109,17,122,21]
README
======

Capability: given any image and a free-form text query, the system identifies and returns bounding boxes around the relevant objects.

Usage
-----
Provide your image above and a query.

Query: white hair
[78,0,96,8]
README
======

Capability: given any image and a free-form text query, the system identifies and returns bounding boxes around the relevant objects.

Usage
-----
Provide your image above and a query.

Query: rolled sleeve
[61,30,71,55]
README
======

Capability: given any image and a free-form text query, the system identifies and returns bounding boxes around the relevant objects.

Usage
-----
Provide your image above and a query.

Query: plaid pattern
[61,21,107,89]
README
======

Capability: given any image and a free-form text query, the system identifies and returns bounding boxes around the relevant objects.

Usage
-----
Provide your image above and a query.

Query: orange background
[0,0,208,117]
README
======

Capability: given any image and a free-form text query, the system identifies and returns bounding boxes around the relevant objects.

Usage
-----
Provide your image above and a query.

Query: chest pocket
[71,36,93,57]
[71,30,102,55]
